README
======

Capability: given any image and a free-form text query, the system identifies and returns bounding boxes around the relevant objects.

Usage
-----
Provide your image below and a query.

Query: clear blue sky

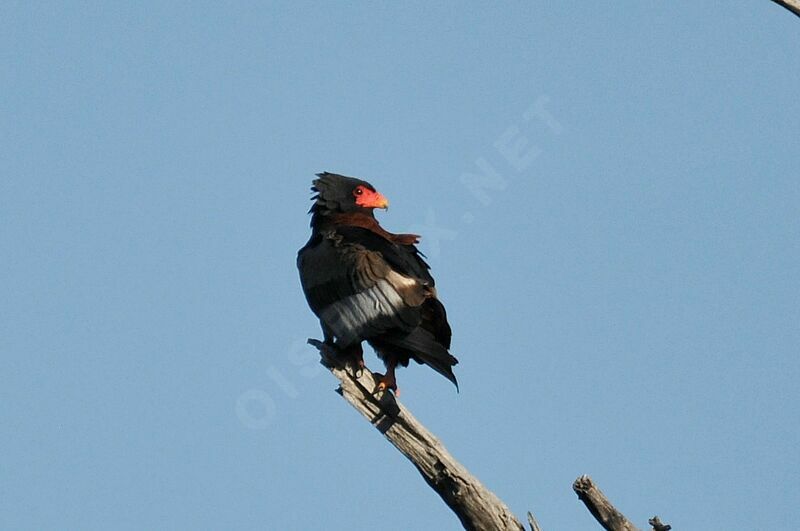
[2,2,798,530]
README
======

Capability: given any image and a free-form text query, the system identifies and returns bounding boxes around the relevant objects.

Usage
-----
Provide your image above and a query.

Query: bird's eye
[354,187,364,196]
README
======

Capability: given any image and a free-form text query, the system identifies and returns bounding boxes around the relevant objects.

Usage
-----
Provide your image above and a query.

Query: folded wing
[298,232,426,346]
[298,229,458,387]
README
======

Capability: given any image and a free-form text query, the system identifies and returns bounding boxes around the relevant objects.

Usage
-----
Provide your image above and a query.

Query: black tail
[381,327,459,390]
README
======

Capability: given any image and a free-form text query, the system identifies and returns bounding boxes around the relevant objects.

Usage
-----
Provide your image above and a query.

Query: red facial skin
[336,185,418,244]
[353,185,390,210]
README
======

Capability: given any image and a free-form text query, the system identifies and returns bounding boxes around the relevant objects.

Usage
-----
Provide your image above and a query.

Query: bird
[297,172,458,393]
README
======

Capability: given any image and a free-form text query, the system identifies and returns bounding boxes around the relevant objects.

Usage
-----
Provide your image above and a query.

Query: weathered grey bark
[771,0,800,17]
[527,511,543,531]
[309,339,526,531]
[648,516,672,531]
[573,475,641,531]
[311,339,670,531]
[572,475,671,531]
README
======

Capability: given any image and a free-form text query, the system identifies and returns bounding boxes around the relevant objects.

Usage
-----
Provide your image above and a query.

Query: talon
[336,343,364,376]
[350,357,365,377]
[372,371,398,395]
[371,356,399,395]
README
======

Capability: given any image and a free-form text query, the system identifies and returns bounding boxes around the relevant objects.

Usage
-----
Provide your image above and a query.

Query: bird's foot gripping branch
[309,338,401,418]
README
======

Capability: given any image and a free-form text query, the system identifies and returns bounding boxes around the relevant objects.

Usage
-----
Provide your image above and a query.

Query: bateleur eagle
[297,172,458,392]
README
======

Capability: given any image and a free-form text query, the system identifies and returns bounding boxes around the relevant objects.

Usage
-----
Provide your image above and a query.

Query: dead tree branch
[771,0,800,18]
[311,339,669,531]
[573,475,640,531]
[309,338,526,531]
[649,516,672,531]
[573,475,671,531]
[527,511,543,531]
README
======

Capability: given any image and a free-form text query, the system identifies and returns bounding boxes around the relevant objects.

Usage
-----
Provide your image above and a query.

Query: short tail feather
[380,327,459,391]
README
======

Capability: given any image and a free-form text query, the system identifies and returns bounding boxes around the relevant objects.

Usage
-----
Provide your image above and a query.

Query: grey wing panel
[299,235,422,346]
[320,278,419,345]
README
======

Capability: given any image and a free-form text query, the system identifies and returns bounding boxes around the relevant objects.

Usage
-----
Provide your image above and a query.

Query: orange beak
[356,189,390,210]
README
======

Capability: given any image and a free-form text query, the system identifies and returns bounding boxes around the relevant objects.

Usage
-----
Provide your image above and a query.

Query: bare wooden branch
[527,511,543,531]
[649,516,672,531]
[311,338,670,531]
[309,338,526,531]
[573,475,640,531]
[771,0,800,18]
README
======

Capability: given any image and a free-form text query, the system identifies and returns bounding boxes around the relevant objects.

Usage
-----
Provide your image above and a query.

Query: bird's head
[309,172,390,217]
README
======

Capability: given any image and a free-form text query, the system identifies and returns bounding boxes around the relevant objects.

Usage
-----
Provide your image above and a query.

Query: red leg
[373,358,399,395]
